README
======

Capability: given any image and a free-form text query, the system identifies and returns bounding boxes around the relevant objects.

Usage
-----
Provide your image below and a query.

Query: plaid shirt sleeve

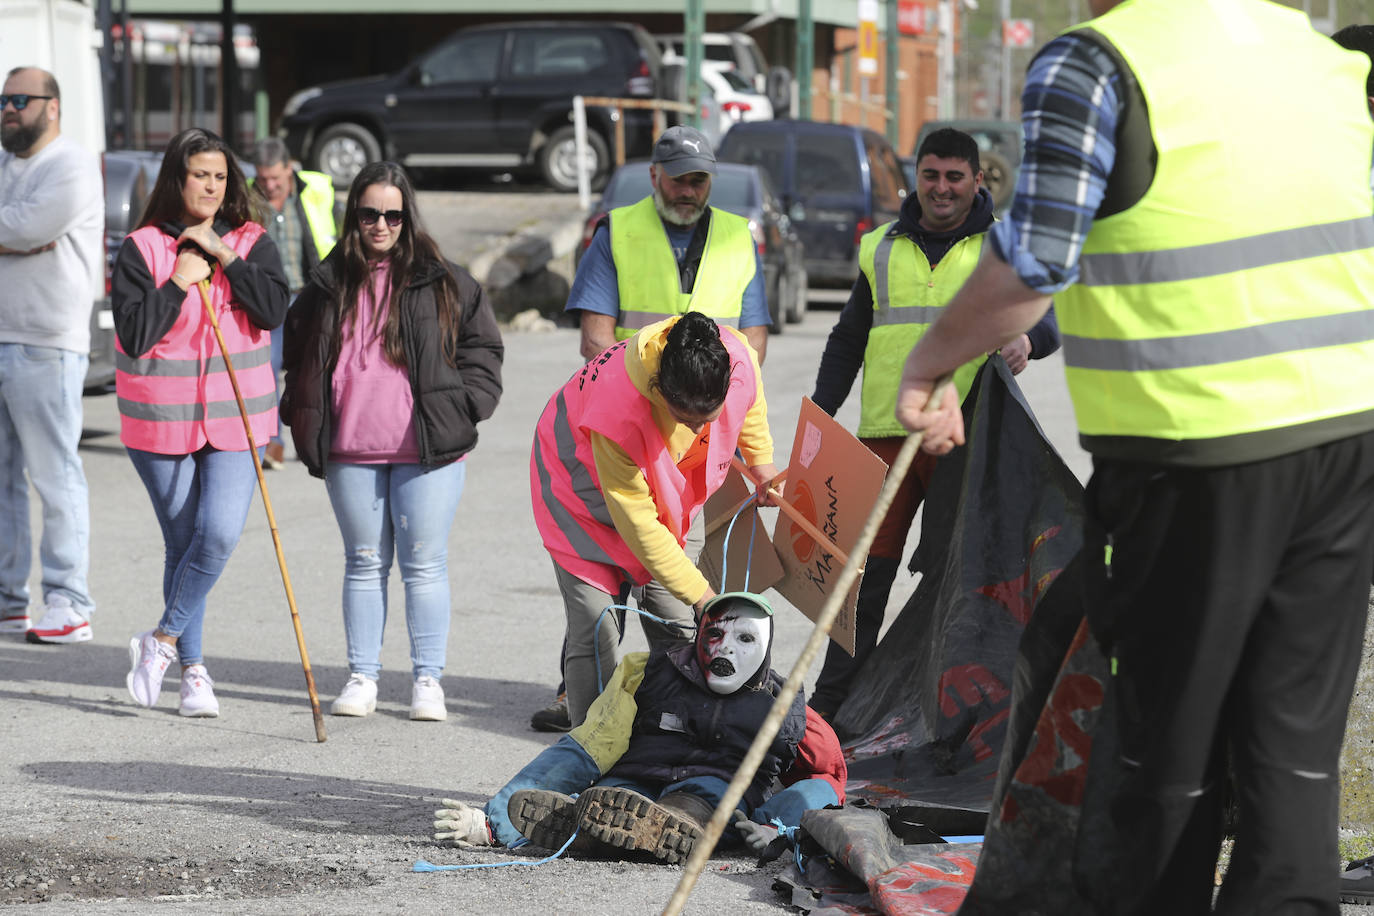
[987,34,1125,294]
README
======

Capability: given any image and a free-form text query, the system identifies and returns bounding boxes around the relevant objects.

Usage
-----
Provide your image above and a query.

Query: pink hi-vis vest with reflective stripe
[117,223,276,454]
[530,327,756,594]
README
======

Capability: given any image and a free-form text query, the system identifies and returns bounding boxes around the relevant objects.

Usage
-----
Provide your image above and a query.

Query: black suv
[279,21,663,192]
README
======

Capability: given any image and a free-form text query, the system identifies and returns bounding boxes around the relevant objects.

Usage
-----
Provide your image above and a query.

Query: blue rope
[719,492,761,593]
[593,603,696,692]
[767,817,806,871]
[412,829,583,872]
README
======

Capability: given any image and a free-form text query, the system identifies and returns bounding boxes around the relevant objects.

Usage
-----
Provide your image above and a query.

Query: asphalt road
[11,296,1363,913]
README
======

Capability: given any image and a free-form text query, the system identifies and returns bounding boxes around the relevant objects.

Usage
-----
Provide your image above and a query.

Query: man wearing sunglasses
[250,138,339,471]
[0,67,103,644]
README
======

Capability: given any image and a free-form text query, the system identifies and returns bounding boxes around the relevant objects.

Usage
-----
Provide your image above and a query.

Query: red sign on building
[898,0,928,36]
[1003,18,1035,48]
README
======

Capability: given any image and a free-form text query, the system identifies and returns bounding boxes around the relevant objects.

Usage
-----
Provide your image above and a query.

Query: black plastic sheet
[784,358,1108,914]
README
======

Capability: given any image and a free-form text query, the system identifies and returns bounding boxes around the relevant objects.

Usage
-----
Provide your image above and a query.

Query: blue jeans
[0,344,92,614]
[325,460,466,679]
[127,445,261,665]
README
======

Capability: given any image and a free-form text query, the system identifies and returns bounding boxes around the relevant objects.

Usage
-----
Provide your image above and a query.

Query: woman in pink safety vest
[110,127,288,718]
[530,312,781,727]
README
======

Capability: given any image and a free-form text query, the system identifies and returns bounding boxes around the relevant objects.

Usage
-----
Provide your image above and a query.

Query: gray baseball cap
[651,125,717,177]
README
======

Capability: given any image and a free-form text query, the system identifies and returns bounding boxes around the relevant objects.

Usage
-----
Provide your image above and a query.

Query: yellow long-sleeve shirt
[589,323,773,606]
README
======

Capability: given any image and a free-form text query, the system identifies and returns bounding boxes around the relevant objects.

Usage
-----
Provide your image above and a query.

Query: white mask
[696,605,770,695]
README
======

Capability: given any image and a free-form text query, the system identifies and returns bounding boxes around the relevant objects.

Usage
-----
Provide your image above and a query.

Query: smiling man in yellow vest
[566,125,771,364]
[894,0,1374,911]
[808,127,1059,722]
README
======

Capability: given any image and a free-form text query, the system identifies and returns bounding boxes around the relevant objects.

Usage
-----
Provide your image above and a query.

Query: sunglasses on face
[0,94,53,111]
[357,207,404,228]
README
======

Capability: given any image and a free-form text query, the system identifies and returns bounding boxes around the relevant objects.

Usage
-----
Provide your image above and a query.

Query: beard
[0,117,43,154]
[652,186,706,227]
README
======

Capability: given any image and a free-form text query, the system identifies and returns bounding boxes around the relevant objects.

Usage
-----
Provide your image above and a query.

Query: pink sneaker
[126,631,176,707]
[178,665,219,718]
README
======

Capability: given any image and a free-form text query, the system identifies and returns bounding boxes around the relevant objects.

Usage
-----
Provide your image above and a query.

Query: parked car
[576,160,807,328]
[912,118,1022,213]
[717,120,909,288]
[86,149,160,392]
[279,21,664,192]
[701,62,773,142]
[655,31,768,94]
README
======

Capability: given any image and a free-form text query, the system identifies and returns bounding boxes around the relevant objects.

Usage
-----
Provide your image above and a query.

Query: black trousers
[1077,431,1374,916]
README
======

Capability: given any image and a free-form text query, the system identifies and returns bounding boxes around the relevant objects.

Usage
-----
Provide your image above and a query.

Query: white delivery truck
[0,0,114,389]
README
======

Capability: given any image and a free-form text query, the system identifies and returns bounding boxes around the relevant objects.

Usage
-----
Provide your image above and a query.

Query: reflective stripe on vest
[1053,0,1374,462]
[117,222,277,454]
[857,223,985,437]
[609,197,755,341]
[529,319,757,594]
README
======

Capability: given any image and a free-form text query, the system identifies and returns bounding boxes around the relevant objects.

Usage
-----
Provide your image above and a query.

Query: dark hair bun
[667,311,721,349]
[654,312,732,416]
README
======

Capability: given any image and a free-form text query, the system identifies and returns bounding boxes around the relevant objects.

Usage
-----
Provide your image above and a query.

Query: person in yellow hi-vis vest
[251,137,340,470]
[807,127,1059,724]
[565,125,771,364]
[895,0,1374,911]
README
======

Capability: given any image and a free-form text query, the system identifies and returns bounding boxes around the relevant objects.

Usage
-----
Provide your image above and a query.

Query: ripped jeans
[325,459,466,680]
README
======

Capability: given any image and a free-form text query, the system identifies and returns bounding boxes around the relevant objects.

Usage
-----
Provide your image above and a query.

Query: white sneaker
[410,675,447,721]
[0,610,30,634]
[330,673,377,717]
[127,630,177,707]
[179,665,220,718]
[26,595,92,644]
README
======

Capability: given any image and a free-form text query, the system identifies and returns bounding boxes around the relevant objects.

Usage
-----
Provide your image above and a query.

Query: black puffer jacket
[605,644,807,808]
[281,251,504,478]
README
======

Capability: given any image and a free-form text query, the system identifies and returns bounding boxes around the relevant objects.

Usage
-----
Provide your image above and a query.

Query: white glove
[732,810,780,853]
[433,798,496,848]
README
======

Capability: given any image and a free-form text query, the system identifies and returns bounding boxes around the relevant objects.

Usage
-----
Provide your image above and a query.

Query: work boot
[576,786,714,864]
[508,789,596,853]
[1342,855,1374,905]
[530,692,572,732]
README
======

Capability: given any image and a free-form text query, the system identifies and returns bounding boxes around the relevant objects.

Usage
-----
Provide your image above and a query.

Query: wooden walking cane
[663,377,954,916]
[196,277,327,743]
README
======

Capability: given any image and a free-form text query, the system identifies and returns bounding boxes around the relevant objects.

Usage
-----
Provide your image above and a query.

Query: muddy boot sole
[576,785,703,864]
[508,789,584,852]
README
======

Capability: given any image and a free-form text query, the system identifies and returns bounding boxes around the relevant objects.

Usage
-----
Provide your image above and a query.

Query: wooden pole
[196,279,326,743]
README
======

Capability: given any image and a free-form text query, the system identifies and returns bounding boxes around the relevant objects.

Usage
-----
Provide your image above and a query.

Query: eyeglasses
[0,94,54,111]
[358,207,404,228]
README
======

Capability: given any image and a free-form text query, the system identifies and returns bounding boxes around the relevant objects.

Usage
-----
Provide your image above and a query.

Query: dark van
[717,120,908,286]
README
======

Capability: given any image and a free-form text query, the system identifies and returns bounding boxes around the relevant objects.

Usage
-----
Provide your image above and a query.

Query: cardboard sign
[773,397,889,655]
[696,471,785,595]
